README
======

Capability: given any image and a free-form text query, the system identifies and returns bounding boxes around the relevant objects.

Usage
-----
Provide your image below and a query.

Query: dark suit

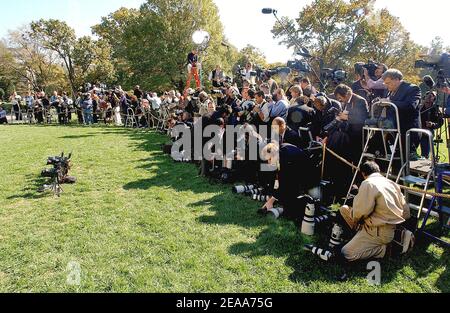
[388,82,421,154]
[273,143,320,220]
[280,127,304,148]
[388,82,421,134]
[344,94,369,163]
[311,98,342,139]
[287,103,315,132]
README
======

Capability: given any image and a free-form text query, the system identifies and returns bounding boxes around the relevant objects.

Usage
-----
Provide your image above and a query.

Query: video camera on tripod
[415,52,450,89]
[39,152,76,196]
[415,52,450,161]
[321,68,348,86]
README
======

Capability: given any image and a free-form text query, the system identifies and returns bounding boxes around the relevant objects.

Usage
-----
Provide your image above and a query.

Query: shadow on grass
[87,126,450,290]
[58,134,95,139]
[6,174,50,200]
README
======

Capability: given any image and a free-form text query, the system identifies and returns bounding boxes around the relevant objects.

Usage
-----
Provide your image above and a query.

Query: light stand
[262,8,326,91]
[192,30,211,89]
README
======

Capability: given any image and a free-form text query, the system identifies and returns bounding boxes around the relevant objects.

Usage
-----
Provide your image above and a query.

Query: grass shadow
[74,125,449,291]
[6,173,50,200]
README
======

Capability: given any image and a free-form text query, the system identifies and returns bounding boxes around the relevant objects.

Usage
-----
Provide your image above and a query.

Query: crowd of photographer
[162,58,449,265]
[2,55,449,267]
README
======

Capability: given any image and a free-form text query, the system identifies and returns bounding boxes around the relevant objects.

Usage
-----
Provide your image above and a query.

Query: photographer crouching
[305,161,411,263]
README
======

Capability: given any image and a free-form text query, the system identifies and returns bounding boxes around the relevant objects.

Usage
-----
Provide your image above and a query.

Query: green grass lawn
[0,125,448,293]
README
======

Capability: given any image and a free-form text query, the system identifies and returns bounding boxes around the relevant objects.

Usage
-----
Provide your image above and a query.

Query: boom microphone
[262,8,277,15]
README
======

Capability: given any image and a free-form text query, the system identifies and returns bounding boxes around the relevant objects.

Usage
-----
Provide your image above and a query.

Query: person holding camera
[419,91,443,159]
[381,69,422,157]
[338,161,410,262]
[225,86,242,126]
[310,94,342,140]
[252,90,270,126]
[262,71,279,96]
[243,62,256,86]
[259,141,320,221]
[300,77,317,96]
[334,84,369,164]
[351,69,371,102]
[198,91,212,116]
[268,88,289,122]
[209,65,224,88]
[363,63,388,92]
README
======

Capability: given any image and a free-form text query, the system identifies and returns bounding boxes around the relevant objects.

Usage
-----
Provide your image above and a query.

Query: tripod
[434,89,450,163]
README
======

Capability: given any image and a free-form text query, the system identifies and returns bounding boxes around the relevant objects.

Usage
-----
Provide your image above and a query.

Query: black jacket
[311,98,342,138]
[281,127,304,148]
[287,102,315,133]
[420,105,443,131]
[388,82,421,134]
[344,94,369,138]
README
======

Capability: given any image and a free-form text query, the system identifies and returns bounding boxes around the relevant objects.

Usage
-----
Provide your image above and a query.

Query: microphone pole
[265,9,326,91]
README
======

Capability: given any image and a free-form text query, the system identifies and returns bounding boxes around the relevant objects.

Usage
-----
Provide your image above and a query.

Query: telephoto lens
[329,223,345,249]
[245,188,264,196]
[300,196,316,236]
[267,207,284,219]
[304,244,334,262]
[232,184,256,194]
[252,194,270,202]
[314,214,330,224]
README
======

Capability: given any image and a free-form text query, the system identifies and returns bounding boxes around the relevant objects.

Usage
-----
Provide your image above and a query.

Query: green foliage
[272,0,424,84]
[93,0,244,91]
[29,19,115,95]
[72,37,116,86]
[5,28,69,94]
[235,45,268,69]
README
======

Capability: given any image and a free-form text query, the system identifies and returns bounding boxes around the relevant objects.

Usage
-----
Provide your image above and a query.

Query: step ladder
[344,100,404,205]
[396,129,438,219]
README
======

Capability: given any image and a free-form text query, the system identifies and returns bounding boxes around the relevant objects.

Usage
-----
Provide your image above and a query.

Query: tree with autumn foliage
[271,0,424,84]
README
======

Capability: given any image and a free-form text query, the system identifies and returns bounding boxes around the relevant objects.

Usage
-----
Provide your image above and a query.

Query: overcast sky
[0,0,449,64]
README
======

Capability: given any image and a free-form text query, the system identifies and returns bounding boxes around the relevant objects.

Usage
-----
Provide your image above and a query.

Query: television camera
[415,52,450,89]
[355,60,381,81]
[39,152,76,196]
[321,68,348,86]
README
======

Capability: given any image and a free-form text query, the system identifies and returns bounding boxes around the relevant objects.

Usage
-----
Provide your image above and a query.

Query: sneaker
[401,229,415,254]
